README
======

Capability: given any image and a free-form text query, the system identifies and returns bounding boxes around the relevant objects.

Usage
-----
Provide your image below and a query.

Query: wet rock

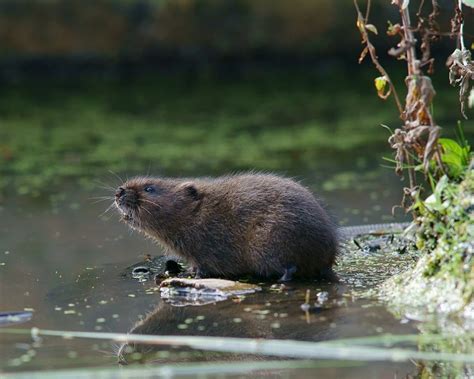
[159,278,261,306]
[131,266,151,279]
[122,256,185,282]
[0,311,33,326]
[340,222,410,240]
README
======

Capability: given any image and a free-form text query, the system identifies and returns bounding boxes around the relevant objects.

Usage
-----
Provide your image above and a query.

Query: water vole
[115,173,338,281]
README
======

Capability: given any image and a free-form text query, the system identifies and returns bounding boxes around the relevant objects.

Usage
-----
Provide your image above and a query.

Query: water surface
[0,163,434,378]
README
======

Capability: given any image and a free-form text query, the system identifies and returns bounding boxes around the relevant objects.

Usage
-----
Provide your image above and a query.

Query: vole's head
[114,177,202,233]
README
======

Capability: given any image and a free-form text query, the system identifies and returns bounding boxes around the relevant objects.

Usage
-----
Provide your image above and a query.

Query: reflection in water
[105,274,424,378]
[117,286,330,364]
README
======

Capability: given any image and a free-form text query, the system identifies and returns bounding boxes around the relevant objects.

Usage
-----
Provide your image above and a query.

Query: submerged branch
[1,327,474,364]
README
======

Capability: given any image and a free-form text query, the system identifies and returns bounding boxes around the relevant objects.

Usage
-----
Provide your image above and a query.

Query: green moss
[381,163,474,319]
[416,168,473,286]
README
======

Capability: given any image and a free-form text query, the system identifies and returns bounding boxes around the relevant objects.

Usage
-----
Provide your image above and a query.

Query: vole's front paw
[278,265,297,282]
[192,267,210,279]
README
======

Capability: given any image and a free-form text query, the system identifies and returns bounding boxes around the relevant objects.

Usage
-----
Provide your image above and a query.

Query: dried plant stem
[398,3,420,189]
[405,152,416,189]
[354,0,454,213]
[365,0,371,22]
[354,0,403,114]
[399,3,419,76]
[458,0,466,53]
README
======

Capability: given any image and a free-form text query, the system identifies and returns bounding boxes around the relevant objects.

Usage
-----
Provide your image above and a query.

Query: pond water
[1,159,442,378]
[1,63,473,378]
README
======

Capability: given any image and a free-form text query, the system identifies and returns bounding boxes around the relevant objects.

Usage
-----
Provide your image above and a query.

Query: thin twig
[458,0,465,52]
[417,0,426,16]
[354,0,403,114]
[398,2,419,75]
[405,151,416,189]
[365,0,371,23]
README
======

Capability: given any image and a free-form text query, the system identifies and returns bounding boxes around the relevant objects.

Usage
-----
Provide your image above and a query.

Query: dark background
[0,0,472,79]
[0,0,472,199]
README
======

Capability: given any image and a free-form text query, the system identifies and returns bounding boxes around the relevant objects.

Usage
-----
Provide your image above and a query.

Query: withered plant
[354,0,473,213]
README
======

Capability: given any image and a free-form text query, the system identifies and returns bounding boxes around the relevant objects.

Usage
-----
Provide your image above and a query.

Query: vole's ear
[179,182,201,201]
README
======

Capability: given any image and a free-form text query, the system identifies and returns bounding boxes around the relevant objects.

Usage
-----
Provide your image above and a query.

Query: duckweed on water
[0,72,428,196]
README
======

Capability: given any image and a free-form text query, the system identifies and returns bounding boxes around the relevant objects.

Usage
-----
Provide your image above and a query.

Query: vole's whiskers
[140,198,161,208]
[146,162,152,177]
[97,345,118,358]
[89,196,115,204]
[139,206,153,217]
[108,170,125,185]
[93,179,116,192]
[98,202,116,218]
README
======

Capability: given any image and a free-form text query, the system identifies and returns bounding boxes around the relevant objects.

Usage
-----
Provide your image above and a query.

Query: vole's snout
[115,186,138,209]
[115,187,125,199]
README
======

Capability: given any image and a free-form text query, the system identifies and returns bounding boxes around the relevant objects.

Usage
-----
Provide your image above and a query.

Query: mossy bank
[380,163,474,323]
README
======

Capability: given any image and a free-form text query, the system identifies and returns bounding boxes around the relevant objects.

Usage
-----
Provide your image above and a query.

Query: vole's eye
[144,186,155,193]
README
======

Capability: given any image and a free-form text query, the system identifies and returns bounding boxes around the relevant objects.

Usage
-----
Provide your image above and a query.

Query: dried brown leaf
[365,24,378,35]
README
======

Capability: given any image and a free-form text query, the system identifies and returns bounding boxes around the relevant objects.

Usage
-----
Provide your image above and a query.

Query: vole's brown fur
[115,173,338,280]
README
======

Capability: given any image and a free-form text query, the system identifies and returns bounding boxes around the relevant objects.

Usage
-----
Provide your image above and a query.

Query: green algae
[2,71,472,197]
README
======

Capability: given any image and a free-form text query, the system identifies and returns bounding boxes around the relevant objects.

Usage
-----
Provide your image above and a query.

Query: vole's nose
[115,187,125,199]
